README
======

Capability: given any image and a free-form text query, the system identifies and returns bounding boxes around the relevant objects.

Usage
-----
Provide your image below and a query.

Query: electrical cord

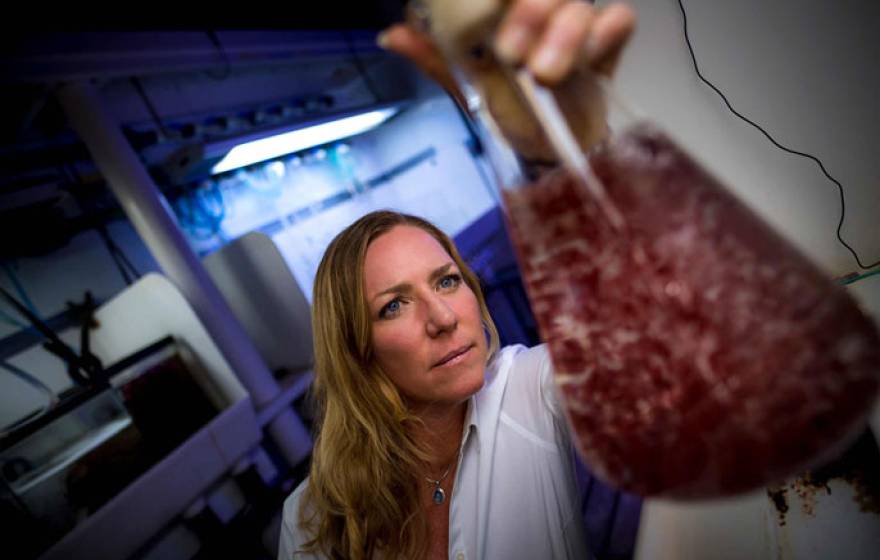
[56,164,140,283]
[96,226,140,286]
[677,0,879,270]
[130,76,172,142]
[115,249,140,282]
[0,264,30,329]
[837,268,880,286]
[105,235,131,285]
[205,30,233,81]
[0,360,58,438]
[343,30,383,104]
[0,285,103,387]
[0,308,27,329]
[2,263,40,319]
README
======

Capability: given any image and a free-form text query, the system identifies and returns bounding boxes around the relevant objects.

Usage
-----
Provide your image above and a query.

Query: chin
[458,363,487,398]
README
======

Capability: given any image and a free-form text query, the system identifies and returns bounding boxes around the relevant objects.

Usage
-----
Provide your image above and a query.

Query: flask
[415,0,880,498]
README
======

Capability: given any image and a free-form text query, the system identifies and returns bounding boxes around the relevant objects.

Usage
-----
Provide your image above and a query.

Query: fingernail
[494,25,530,64]
[376,30,390,50]
[531,44,562,77]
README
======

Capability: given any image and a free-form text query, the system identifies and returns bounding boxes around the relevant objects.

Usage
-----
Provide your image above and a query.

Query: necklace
[425,451,460,505]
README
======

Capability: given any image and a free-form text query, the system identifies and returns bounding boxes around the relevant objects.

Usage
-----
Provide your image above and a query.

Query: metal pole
[56,80,311,467]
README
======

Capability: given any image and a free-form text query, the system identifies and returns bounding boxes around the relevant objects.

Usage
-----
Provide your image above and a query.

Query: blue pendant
[432,487,446,505]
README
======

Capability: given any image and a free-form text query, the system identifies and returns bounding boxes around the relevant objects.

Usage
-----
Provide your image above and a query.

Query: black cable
[97,227,132,285]
[0,360,57,425]
[108,232,140,280]
[205,30,232,80]
[0,285,102,387]
[677,0,879,270]
[130,76,172,142]
[0,307,27,329]
[115,248,140,280]
[112,254,132,285]
[58,164,141,282]
[0,285,83,379]
[96,226,140,285]
[2,263,39,318]
[343,31,383,103]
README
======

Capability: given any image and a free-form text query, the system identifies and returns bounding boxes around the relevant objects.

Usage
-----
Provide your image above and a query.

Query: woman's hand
[379,1,636,159]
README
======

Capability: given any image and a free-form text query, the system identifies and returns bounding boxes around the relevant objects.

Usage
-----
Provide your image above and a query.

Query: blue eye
[379,298,402,319]
[438,273,462,290]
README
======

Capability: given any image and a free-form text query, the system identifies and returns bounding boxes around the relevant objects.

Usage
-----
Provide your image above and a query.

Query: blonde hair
[299,210,499,559]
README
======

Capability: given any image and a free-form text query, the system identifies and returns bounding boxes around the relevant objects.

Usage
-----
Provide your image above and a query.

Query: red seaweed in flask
[502,123,880,497]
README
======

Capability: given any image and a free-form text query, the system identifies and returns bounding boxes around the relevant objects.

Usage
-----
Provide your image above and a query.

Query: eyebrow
[371,262,455,303]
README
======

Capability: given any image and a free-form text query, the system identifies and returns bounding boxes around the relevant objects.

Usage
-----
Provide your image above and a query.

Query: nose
[425,294,458,337]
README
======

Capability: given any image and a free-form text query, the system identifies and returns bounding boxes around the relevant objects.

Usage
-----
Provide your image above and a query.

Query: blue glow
[211,108,398,175]
[266,161,286,179]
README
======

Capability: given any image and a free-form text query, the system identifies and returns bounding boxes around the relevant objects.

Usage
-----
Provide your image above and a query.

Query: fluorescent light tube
[211,107,398,175]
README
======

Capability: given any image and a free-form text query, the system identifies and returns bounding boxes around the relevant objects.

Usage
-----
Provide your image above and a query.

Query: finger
[527,1,596,85]
[378,23,464,104]
[494,0,565,65]
[585,2,636,76]
[379,24,447,84]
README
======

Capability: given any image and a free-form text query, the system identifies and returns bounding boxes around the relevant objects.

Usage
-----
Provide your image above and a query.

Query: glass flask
[414,0,880,498]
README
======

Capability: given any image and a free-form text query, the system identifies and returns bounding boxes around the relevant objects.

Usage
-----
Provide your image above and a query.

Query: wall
[609,0,879,314]
[606,3,880,557]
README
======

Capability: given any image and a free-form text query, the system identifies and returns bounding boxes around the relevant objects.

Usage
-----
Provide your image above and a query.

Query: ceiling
[0,0,442,257]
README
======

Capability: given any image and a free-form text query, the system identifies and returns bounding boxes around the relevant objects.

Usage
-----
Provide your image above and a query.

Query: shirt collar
[461,395,479,449]
[460,349,507,453]
[460,383,482,452]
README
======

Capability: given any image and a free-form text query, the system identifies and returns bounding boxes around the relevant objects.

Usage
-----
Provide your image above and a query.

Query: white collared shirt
[278,344,589,559]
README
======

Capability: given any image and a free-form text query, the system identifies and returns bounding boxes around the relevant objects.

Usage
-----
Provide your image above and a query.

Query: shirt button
[456,553,465,560]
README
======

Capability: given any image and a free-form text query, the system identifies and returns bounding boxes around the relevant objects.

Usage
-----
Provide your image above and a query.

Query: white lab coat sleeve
[278,480,321,560]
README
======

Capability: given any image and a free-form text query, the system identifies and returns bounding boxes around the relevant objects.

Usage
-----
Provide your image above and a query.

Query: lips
[432,343,474,368]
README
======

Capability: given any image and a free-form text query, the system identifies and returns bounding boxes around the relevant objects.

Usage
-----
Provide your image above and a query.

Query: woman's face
[363,225,488,410]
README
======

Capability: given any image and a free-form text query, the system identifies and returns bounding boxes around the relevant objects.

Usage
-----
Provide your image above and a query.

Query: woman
[279,2,636,558]
[280,210,586,559]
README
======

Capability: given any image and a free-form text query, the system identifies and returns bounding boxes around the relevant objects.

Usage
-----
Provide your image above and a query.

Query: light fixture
[210,106,399,175]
